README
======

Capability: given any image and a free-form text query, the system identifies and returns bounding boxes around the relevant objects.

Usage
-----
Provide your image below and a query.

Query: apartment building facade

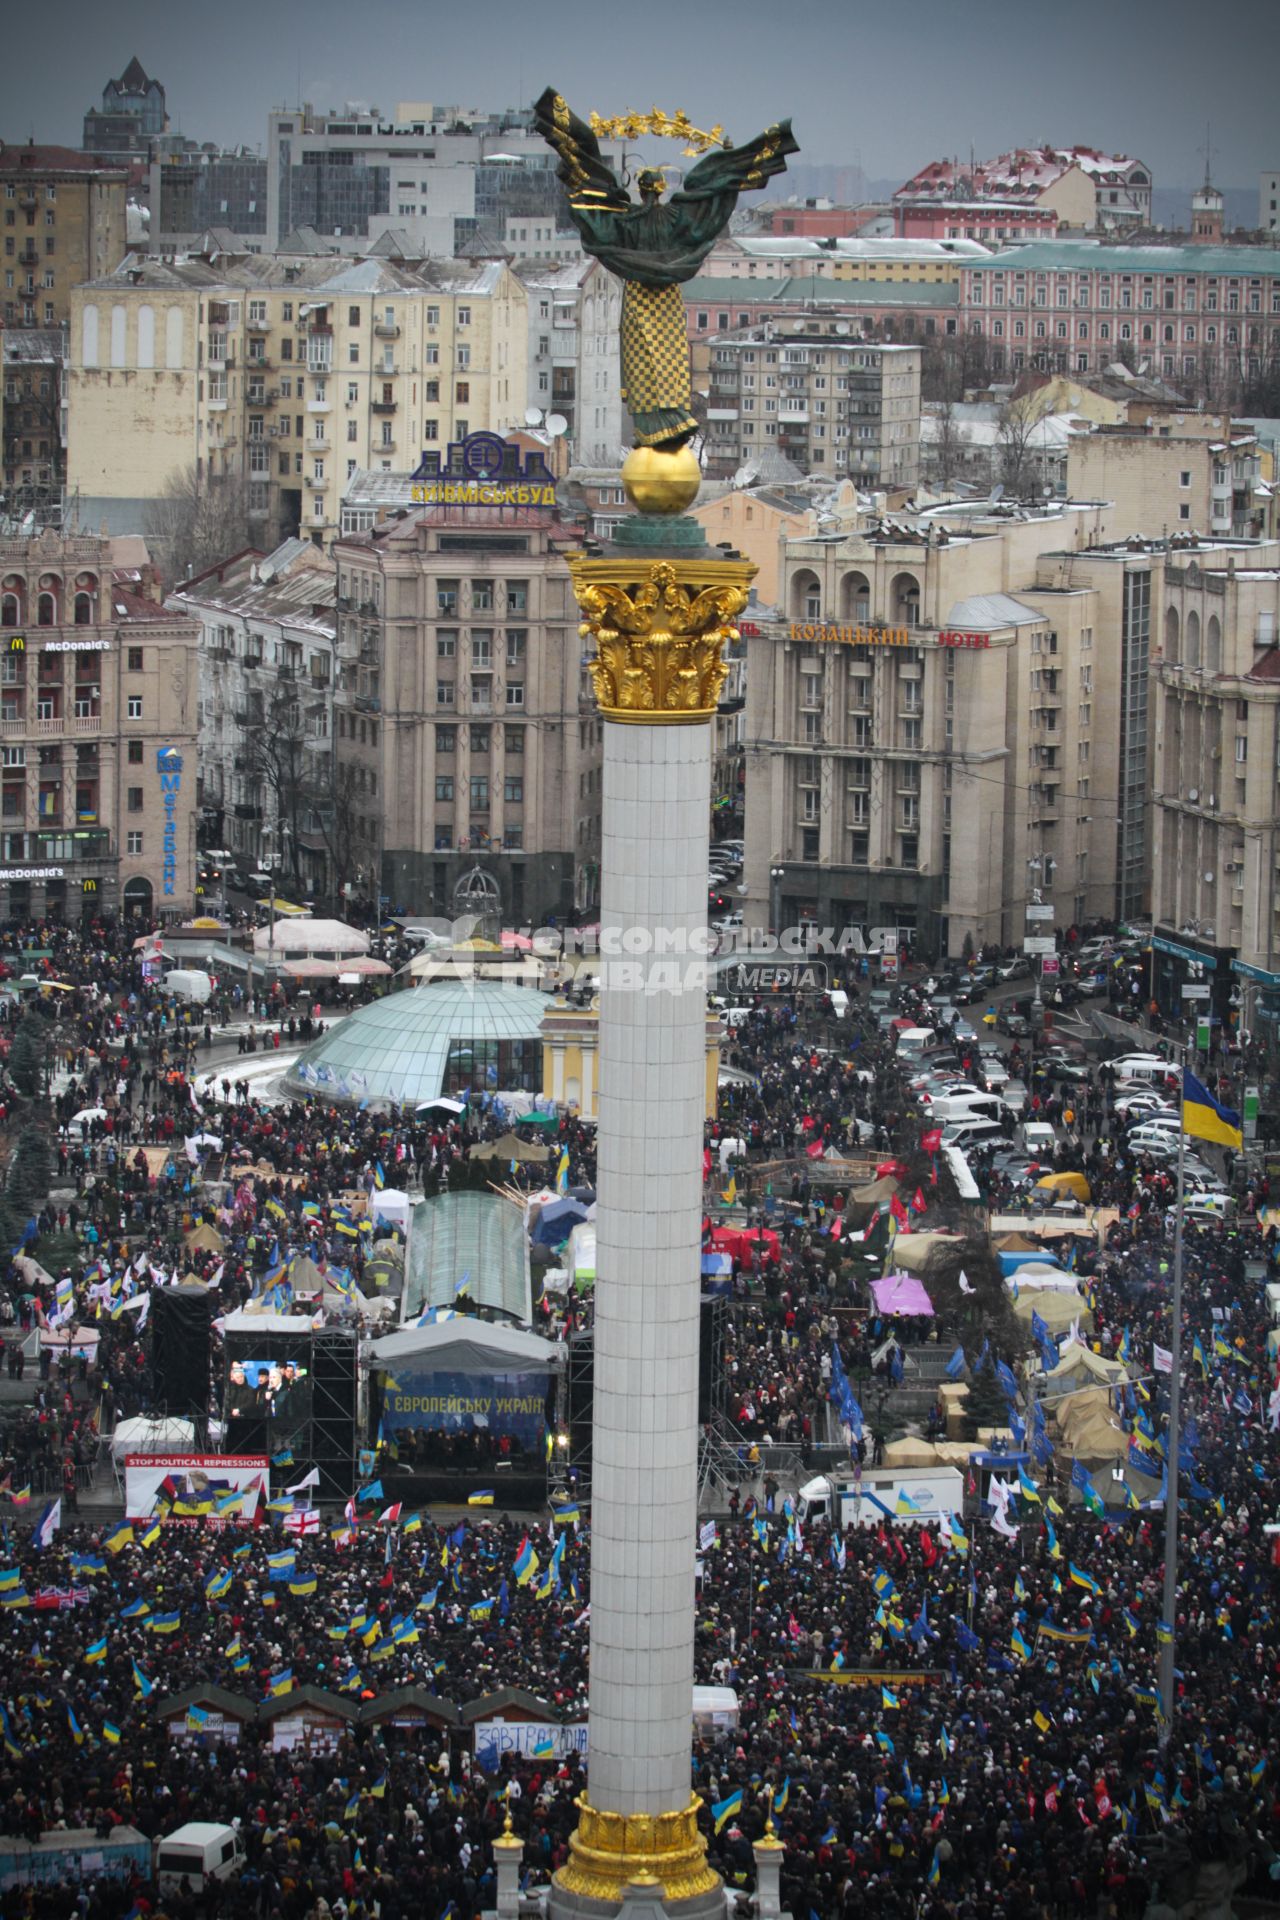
[958,244,1280,403]
[168,540,339,900]
[67,253,528,548]
[897,148,1152,233]
[332,473,600,926]
[1151,544,1280,1036]
[1,143,127,333]
[740,504,1126,958]
[703,333,921,487]
[1067,420,1272,543]
[2,328,66,526]
[0,531,198,922]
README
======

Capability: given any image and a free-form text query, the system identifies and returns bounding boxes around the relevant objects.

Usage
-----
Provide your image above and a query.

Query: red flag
[911,1187,927,1214]
[920,1128,943,1154]
[889,1194,909,1227]
[876,1159,909,1180]
[1044,1786,1058,1814]
[920,1528,937,1568]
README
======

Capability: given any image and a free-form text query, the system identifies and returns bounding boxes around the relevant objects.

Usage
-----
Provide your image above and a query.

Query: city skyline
[2,0,1276,193]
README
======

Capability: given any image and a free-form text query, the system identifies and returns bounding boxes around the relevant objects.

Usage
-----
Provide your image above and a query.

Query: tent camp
[1051,1385,1129,1459]
[1040,1338,1128,1397]
[1010,1288,1090,1337]
[471,1133,551,1165]
[887,1231,964,1275]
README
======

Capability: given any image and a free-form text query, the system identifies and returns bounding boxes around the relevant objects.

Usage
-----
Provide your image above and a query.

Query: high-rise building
[0,143,128,334]
[0,531,198,921]
[167,539,339,900]
[1150,540,1280,1043]
[740,503,1145,956]
[82,56,168,156]
[701,329,920,486]
[332,464,601,925]
[265,103,621,255]
[2,329,67,528]
[67,251,529,547]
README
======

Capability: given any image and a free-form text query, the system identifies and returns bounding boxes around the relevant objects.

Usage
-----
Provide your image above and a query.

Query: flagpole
[1158,1048,1188,1742]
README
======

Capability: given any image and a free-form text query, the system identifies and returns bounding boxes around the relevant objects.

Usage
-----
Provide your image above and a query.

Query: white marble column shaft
[587,717,710,1816]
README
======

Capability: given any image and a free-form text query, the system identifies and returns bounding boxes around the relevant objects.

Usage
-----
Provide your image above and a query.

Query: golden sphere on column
[621,444,702,516]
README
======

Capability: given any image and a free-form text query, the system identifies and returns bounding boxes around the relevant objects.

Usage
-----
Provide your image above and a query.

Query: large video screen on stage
[379,1367,548,1453]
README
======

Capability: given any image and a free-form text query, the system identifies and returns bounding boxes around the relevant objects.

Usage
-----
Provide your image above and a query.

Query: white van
[940,1116,1004,1151]
[1110,1053,1175,1087]
[895,1026,936,1059]
[155,1823,245,1892]
[1020,1120,1057,1157]
[929,1092,1003,1126]
[828,989,850,1019]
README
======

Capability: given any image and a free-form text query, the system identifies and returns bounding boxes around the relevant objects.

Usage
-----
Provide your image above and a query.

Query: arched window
[37,575,60,627]
[1206,614,1221,674]
[839,571,871,622]
[73,573,98,627]
[137,304,155,370]
[165,305,184,369]
[889,571,921,627]
[81,304,100,370]
[110,304,127,369]
[1185,609,1200,669]
[790,569,822,623]
[1163,605,1180,663]
[0,576,23,629]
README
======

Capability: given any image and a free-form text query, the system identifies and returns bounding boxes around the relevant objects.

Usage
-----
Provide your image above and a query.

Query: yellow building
[690,486,818,607]
[67,251,528,553]
[1,142,127,331]
[541,996,721,1120]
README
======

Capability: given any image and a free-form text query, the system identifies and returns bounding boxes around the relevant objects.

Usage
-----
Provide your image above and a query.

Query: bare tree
[243,680,319,896]
[928,397,971,491]
[313,760,370,911]
[144,465,253,591]
[994,401,1040,498]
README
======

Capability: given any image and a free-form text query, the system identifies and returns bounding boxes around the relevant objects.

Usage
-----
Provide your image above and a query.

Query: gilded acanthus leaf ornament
[569,558,752,724]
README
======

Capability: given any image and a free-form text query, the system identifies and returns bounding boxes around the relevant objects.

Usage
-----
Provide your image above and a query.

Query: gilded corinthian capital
[569,556,754,725]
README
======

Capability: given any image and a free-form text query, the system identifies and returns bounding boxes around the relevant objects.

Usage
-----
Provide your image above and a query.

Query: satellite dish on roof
[990,484,1005,503]
[834,320,851,335]
[546,413,569,437]
[524,406,545,427]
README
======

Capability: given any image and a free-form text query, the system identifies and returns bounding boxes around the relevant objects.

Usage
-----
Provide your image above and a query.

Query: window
[126,831,143,855]
[506,582,528,614]
[347,421,358,441]
[504,776,523,804]
[456,346,470,370]
[469,775,489,811]
[435,725,456,752]
[127,740,143,764]
[437,579,458,614]
[456,381,469,404]
[435,775,454,801]
[127,786,143,813]
[457,306,470,327]
[437,631,457,657]
[470,726,490,753]
[436,680,455,706]
[127,648,143,671]
[505,726,524,754]
[506,684,524,707]
[471,632,492,666]
[127,695,142,720]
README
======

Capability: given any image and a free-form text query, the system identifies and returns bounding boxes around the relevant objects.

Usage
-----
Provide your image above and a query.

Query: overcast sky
[2,0,1274,187]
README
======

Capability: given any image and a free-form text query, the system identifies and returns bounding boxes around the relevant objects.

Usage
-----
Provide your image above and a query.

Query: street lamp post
[770,865,786,938]
[1027,853,1056,1036]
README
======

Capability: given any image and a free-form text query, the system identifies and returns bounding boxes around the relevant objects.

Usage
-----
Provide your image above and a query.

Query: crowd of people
[0,912,1272,1919]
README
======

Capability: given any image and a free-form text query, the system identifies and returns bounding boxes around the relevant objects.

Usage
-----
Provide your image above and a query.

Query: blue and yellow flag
[102,1720,121,1745]
[468,1490,494,1507]
[712,1789,743,1834]
[1181,1069,1242,1149]
[84,1637,108,1664]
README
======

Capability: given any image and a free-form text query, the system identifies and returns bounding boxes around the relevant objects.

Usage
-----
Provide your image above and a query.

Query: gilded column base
[552,1794,721,1906]
[568,554,756,726]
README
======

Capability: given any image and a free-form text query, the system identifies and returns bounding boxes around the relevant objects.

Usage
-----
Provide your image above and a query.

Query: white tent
[111,1415,195,1465]
[252,918,369,956]
[371,1187,410,1231]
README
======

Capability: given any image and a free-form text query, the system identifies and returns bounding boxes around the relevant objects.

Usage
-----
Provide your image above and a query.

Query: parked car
[996,957,1031,982]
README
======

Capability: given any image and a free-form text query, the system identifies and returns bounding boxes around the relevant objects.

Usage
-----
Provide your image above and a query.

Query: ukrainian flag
[532,1732,556,1759]
[712,1788,743,1834]
[149,1611,181,1634]
[1182,1069,1242,1149]
[131,1657,153,1697]
[268,1669,293,1696]
[102,1721,121,1745]
[774,1776,790,1813]
[0,1569,20,1592]
[84,1637,108,1664]
[1069,1564,1101,1597]
[468,1490,495,1507]
[881,1685,900,1709]
[289,1575,318,1597]
[104,1522,133,1556]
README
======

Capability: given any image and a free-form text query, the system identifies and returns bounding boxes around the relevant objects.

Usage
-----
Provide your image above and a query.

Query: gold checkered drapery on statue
[619,283,699,448]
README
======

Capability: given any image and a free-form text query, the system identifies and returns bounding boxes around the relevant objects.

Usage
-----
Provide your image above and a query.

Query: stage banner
[124,1453,268,1520]
[378,1367,547,1449]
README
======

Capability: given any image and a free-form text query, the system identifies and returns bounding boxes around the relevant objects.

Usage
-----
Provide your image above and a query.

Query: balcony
[306,356,333,378]
[246,317,271,334]
[372,398,397,414]
[375,437,396,453]
[778,403,811,423]
[310,434,331,453]
[72,712,101,734]
[374,321,400,339]
[246,355,273,374]
[307,396,331,413]
[0,718,26,737]
[305,474,326,490]
[34,716,64,736]
[18,249,39,268]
